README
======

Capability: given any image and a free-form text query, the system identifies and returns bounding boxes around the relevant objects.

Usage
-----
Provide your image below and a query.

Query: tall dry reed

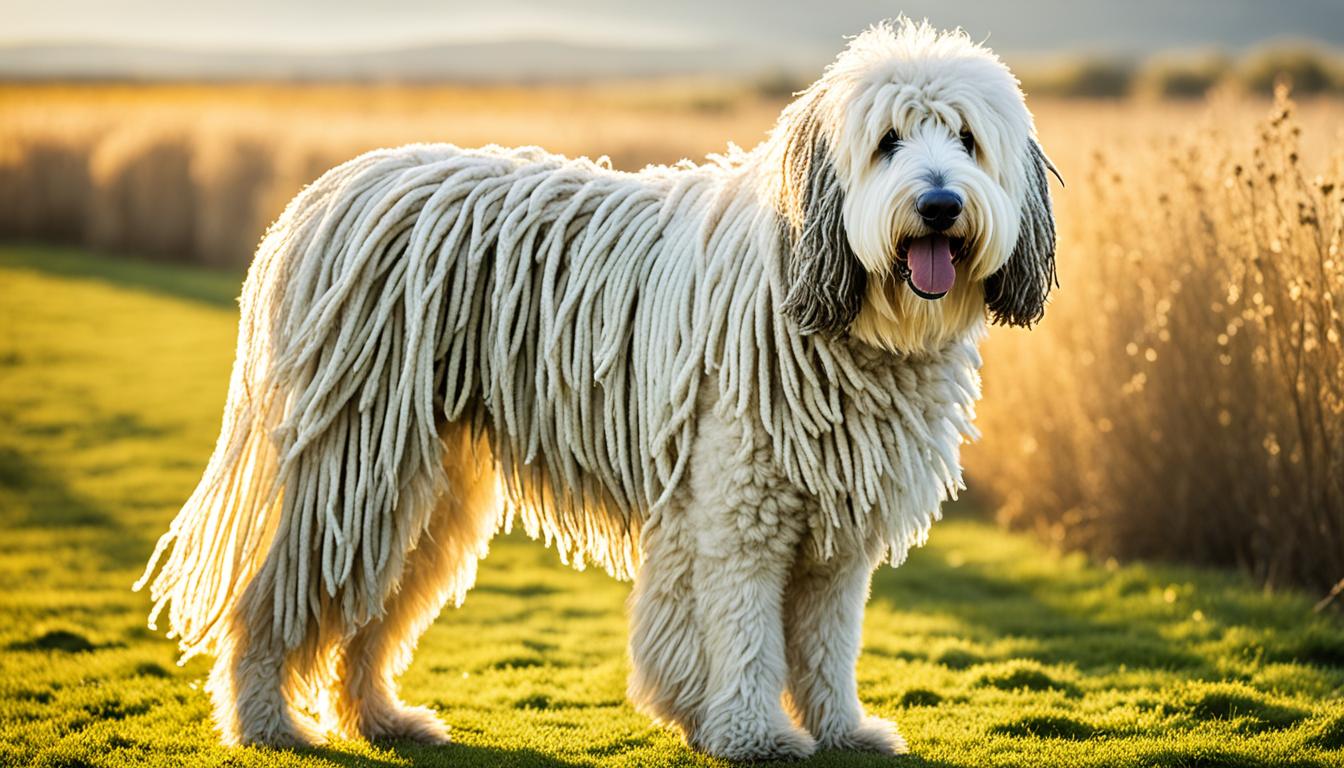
[973,87,1344,593]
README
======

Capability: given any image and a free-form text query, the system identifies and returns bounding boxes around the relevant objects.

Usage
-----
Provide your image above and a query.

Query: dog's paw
[692,721,818,761]
[356,703,450,744]
[234,711,328,748]
[817,715,908,755]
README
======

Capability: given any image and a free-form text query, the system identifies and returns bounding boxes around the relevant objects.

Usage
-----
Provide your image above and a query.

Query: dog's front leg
[682,428,816,760]
[783,534,908,754]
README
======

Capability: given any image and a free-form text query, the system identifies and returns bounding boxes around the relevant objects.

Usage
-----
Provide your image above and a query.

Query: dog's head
[774,19,1058,354]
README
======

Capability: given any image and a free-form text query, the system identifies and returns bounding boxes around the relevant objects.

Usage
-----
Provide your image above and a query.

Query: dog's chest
[724,341,982,561]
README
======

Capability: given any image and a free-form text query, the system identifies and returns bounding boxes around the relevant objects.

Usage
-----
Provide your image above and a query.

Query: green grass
[1,243,1342,768]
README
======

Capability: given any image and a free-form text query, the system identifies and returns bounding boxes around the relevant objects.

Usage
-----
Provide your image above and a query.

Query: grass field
[1,244,1343,767]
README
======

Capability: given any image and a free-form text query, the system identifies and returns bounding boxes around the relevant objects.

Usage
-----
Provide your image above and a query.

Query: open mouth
[894,235,966,300]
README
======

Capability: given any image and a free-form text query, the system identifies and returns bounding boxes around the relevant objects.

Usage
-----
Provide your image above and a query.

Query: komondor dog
[136,19,1056,760]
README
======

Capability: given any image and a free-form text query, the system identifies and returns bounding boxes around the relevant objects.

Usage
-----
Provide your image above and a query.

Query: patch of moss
[975,662,1075,694]
[898,688,943,707]
[12,630,97,653]
[131,661,172,678]
[989,714,1098,740]
[490,655,545,670]
[1184,685,1305,731]
[513,693,553,710]
[1303,714,1344,750]
[935,647,982,670]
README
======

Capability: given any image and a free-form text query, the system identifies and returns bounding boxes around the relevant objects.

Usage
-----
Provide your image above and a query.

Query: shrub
[1136,53,1232,100]
[87,128,197,261]
[0,135,92,243]
[1238,44,1344,96]
[190,132,277,268]
[1021,56,1136,99]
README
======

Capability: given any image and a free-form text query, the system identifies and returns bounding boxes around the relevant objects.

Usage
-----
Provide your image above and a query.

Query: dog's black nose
[916,189,963,231]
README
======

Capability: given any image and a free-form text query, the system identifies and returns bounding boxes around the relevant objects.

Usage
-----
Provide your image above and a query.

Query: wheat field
[1,82,1342,594]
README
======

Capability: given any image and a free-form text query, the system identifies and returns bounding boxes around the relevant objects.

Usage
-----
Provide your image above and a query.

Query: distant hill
[4,0,1342,83]
[0,39,827,82]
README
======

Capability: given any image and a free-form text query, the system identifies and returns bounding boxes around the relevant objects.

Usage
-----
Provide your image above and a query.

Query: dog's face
[776,20,1058,354]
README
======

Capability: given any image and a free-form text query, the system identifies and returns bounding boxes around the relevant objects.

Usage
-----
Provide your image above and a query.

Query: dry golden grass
[1,81,1342,591]
[0,81,783,265]
[973,89,1344,594]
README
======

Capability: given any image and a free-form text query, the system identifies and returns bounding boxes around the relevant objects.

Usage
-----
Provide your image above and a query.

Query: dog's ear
[985,138,1059,327]
[777,95,867,336]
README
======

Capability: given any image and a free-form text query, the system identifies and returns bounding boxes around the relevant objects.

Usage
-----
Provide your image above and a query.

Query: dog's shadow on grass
[869,540,1211,675]
[0,438,157,570]
[303,740,968,768]
[1,244,244,309]
[302,740,609,768]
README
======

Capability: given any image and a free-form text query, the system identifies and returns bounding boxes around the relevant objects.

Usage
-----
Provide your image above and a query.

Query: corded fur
[134,23,1054,705]
[136,135,981,659]
[131,20,1060,758]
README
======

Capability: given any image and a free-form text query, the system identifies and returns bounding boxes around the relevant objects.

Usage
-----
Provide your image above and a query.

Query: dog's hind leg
[208,570,327,747]
[332,426,500,743]
[783,532,907,754]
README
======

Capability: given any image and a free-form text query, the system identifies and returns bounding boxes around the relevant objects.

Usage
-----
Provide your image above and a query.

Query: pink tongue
[907,235,956,297]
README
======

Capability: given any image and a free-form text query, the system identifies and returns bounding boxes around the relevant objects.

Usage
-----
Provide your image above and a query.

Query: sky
[4,0,1344,54]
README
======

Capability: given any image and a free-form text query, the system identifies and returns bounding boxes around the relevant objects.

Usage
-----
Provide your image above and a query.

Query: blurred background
[1,0,1341,597]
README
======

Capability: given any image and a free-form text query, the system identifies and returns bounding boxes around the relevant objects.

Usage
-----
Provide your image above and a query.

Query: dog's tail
[134,146,458,661]
[132,229,289,662]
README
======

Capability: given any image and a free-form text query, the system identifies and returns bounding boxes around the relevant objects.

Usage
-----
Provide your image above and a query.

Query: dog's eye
[960,129,975,155]
[878,129,901,156]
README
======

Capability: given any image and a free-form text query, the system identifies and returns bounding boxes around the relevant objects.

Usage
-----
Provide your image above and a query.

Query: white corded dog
[137,19,1057,760]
